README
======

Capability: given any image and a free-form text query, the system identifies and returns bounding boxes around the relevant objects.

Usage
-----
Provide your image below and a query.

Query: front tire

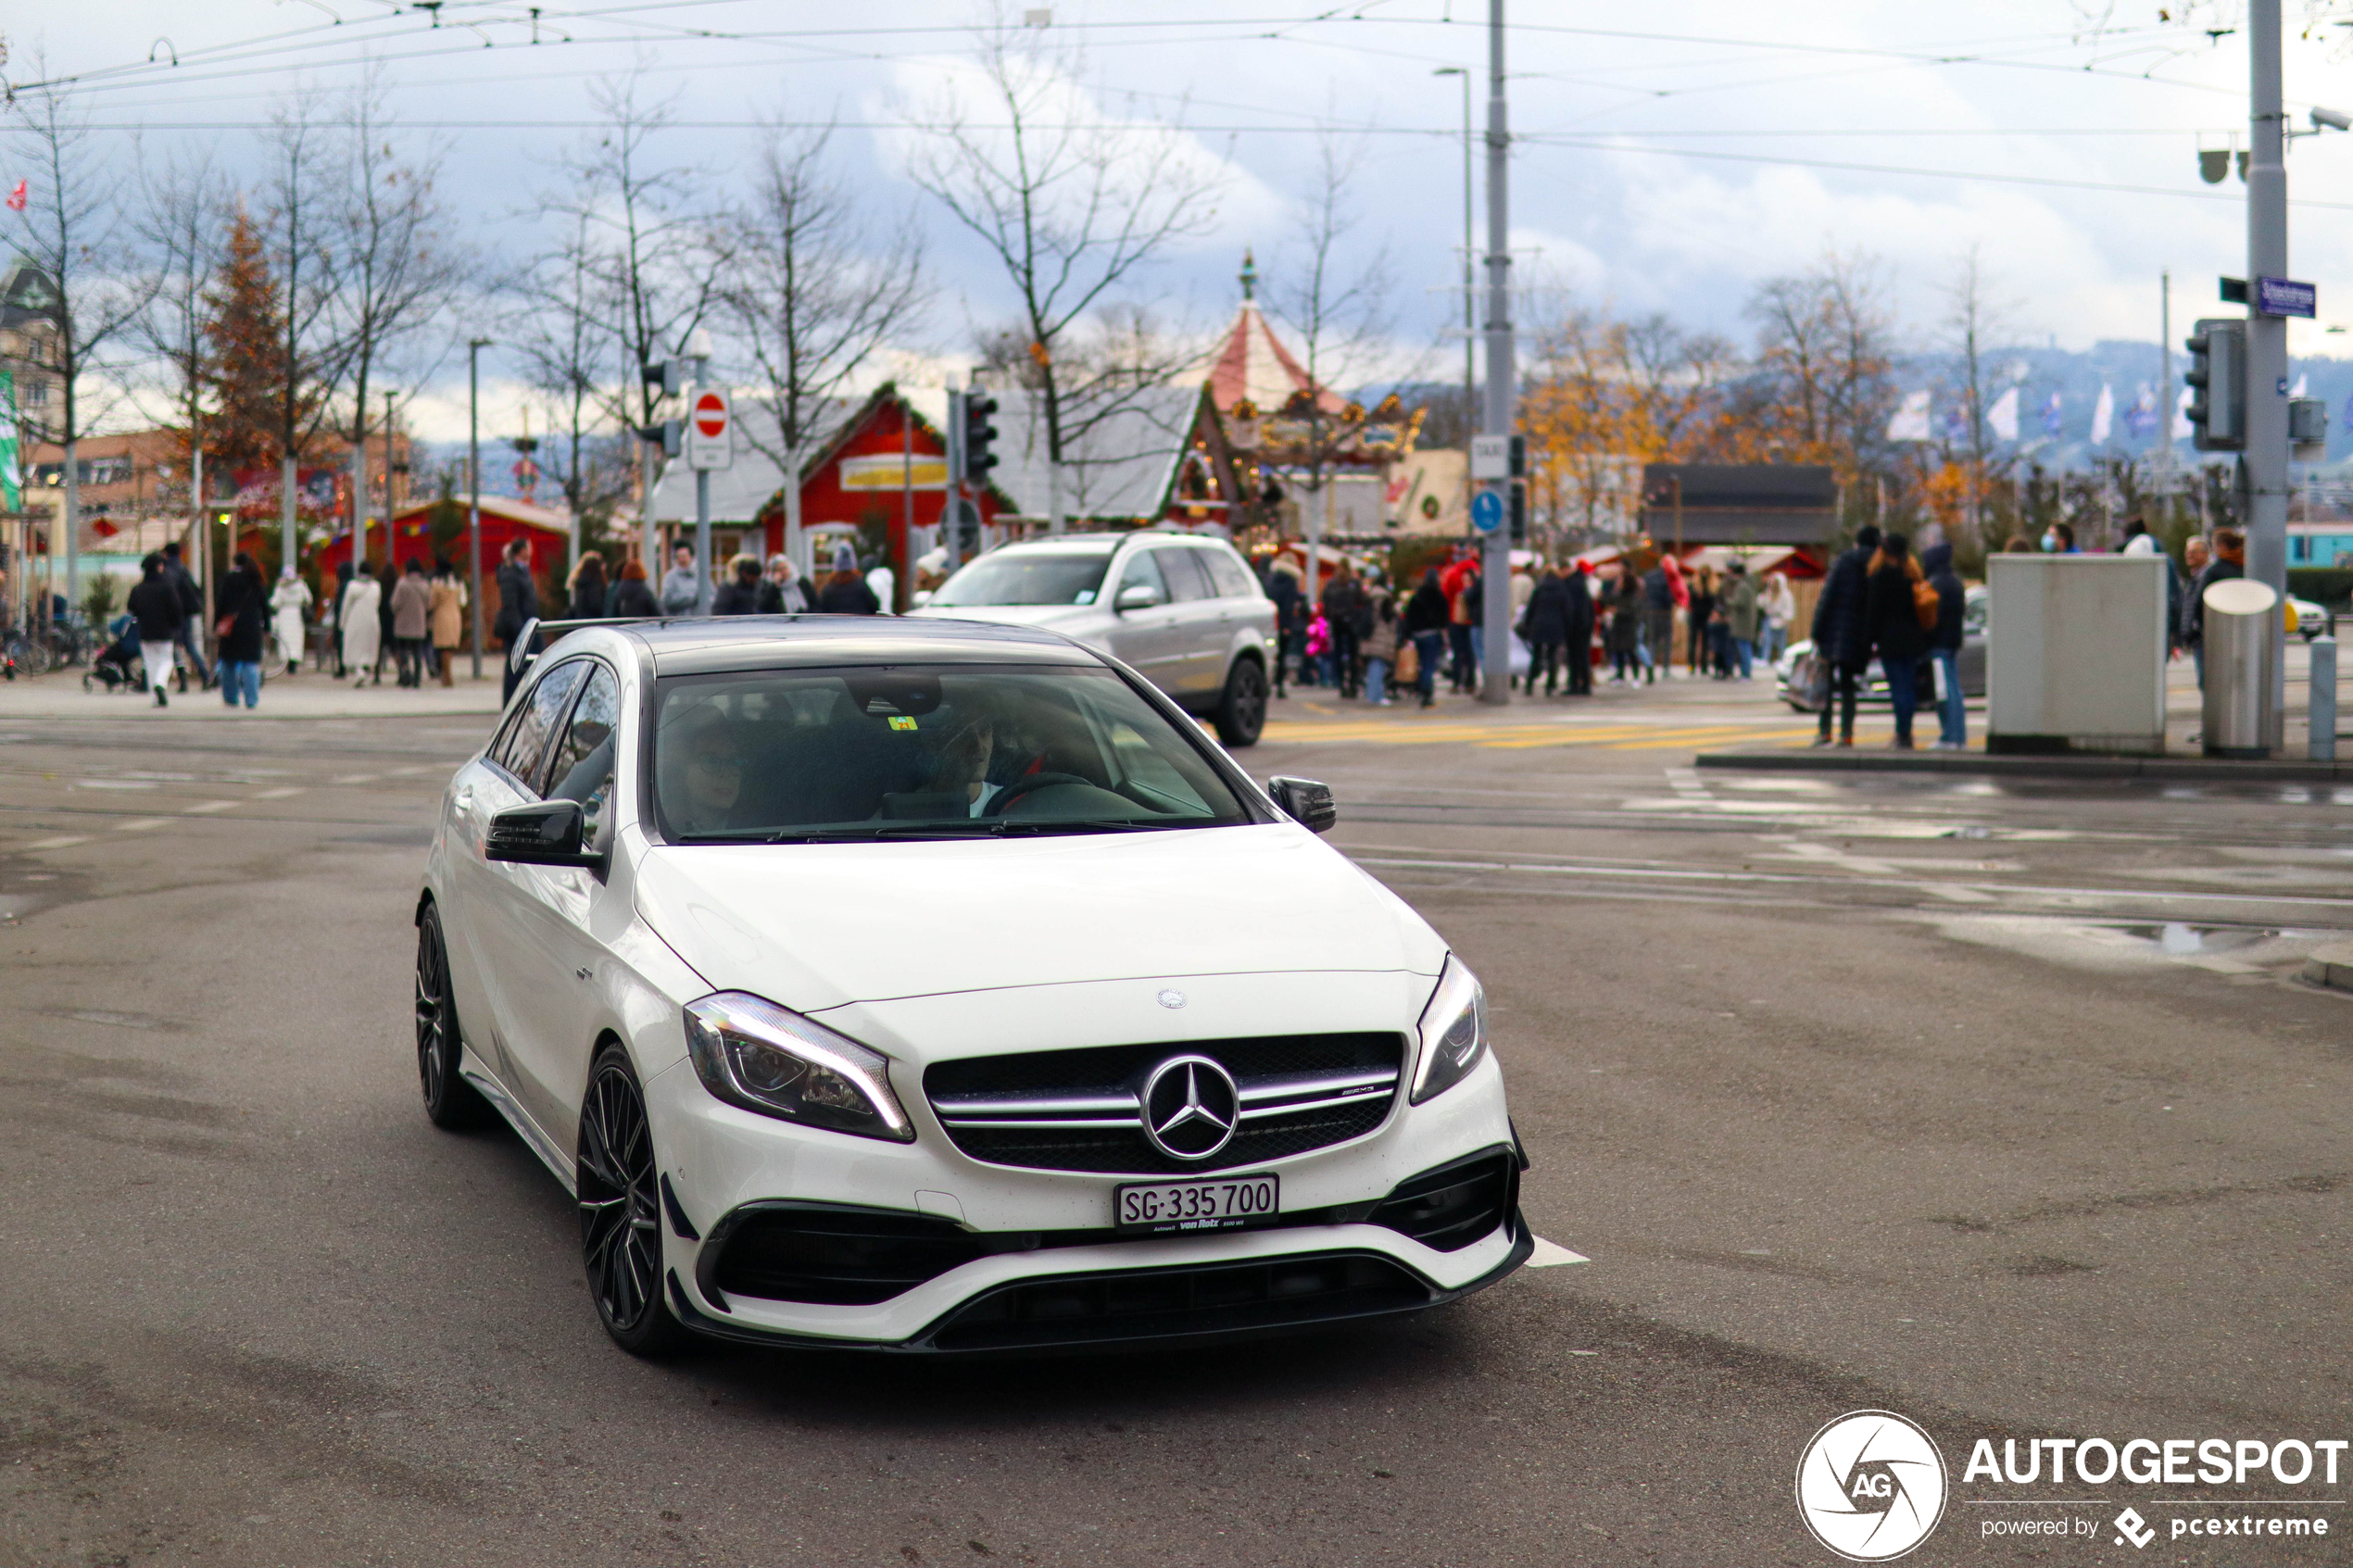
[1214,656,1268,747]
[415,905,494,1130]
[577,1043,686,1357]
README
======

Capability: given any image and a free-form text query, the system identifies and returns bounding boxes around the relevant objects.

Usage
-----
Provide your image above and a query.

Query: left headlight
[1410,956,1487,1105]
[683,992,915,1143]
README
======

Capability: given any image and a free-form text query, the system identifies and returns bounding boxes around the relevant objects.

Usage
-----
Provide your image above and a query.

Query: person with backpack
[1863,531,1931,749]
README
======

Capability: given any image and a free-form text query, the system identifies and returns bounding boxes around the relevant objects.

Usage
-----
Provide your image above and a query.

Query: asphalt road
[0,677,2346,1566]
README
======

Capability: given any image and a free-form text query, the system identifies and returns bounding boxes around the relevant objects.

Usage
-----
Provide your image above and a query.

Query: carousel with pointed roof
[1174,254,1421,566]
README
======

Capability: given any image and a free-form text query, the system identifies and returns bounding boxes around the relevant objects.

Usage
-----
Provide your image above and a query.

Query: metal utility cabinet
[1985,555,2171,756]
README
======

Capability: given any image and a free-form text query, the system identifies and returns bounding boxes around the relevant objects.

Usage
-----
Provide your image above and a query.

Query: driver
[923,702,1001,815]
[669,716,751,834]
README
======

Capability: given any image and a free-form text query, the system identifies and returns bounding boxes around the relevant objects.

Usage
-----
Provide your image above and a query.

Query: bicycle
[0,628,50,679]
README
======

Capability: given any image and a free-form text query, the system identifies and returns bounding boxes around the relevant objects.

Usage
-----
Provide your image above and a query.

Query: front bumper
[642,1036,1522,1350]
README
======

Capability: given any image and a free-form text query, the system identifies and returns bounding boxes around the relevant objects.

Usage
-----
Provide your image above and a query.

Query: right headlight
[1410,956,1487,1105]
[683,992,914,1142]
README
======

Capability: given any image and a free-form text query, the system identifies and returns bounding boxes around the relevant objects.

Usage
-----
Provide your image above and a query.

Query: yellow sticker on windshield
[887,716,918,731]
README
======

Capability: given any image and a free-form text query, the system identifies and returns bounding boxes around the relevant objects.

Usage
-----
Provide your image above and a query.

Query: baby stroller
[83,614,144,694]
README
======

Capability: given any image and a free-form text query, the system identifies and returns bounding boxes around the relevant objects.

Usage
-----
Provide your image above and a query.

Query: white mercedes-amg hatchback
[415,613,1526,1355]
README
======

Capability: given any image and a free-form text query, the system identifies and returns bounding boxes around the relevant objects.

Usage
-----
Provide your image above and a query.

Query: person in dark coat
[329,559,356,677]
[495,538,541,701]
[2183,527,2245,689]
[711,554,763,615]
[568,551,609,621]
[608,557,661,619]
[1563,562,1595,696]
[1267,568,1305,692]
[159,540,210,688]
[1809,523,1881,746]
[1921,541,1968,749]
[215,552,270,709]
[1862,531,1928,749]
[1520,568,1570,696]
[126,552,186,707]
[1403,567,1450,708]
[373,562,400,684]
[815,543,881,615]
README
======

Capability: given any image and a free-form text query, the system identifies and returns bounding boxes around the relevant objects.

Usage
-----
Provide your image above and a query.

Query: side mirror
[1115,583,1163,613]
[1266,775,1337,834]
[485,799,603,868]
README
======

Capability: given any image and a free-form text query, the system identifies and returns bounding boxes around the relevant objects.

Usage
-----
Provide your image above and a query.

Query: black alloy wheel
[577,1044,686,1355]
[1214,656,1268,747]
[415,905,493,1130]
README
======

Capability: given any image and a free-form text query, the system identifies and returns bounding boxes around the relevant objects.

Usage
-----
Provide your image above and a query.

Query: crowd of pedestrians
[1267,545,1802,709]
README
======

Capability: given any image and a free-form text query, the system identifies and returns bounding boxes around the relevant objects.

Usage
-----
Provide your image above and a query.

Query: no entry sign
[686,385,733,470]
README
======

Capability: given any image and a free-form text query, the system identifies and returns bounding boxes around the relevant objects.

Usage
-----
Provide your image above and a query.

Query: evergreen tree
[203,205,296,472]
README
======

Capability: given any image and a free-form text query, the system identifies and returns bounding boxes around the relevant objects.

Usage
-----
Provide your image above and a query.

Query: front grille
[925,1033,1404,1174]
[705,1204,984,1306]
[920,1251,1434,1351]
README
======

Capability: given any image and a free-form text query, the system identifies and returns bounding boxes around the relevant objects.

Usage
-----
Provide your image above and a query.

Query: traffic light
[1508,481,1527,545]
[1507,433,1526,479]
[2184,317,2246,452]
[635,420,681,458]
[963,386,1000,483]
[642,358,682,397]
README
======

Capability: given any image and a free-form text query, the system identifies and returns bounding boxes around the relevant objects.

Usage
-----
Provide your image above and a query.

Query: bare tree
[905,17,1226,528]
[261,89,352,572]
[537,69,726,559]
[132,140,227,611]
[510,205,633,554]
[974,302,1200,516]
[1260,131,1406,580]
[720,119,926,563]
[1941,246,2016,550]
[329,76,469,573]
[6,57,157,608]
[1741,251,1898,529]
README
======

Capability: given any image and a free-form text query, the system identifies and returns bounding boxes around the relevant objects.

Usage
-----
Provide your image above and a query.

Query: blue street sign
[2257,276,2317,319]
[1470,489,1504,533]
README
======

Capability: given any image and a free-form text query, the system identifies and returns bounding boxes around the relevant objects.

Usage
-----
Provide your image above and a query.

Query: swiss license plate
[1114,1173,1278,1235]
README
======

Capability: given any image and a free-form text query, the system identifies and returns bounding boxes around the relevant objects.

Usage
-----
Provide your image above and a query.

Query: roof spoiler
[508,615,674,679]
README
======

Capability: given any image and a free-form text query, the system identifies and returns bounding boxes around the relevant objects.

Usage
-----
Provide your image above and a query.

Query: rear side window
[1154,547,1216,602]
[490,660,588,792]
[1202,548,1258,599]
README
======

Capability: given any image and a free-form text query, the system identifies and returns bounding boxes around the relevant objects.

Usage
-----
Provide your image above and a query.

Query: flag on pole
[3,180,23,212]
[2292,372,2309,397]
[2174,387,2195,441]
[2090,383,2114,445]
[1885,389,1931,442]
[2042,392,2064,435]
[1987,387,2020,442]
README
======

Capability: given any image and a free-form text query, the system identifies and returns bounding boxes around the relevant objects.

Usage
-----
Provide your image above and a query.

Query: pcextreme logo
[1795,1411,1950,1562]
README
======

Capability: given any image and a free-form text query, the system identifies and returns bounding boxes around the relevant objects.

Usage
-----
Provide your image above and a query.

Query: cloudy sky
[13,1,2353,439]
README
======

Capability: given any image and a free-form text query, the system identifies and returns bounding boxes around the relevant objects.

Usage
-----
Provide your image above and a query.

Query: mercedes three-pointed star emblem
[1139,1054,1239,1160]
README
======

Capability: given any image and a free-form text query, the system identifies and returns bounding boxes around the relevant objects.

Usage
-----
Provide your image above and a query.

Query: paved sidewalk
[0,668,507,721]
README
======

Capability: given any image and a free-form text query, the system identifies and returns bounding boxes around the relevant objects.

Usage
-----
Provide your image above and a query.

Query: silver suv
[910,533,1275,746]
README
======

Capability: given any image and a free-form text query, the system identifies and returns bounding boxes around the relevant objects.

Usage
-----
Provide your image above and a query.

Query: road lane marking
[183,800,238,813]
[331,773,381,785]
[1528,1238,1590,1267]
[114,819,168,832]
[23,835,90,849]
[251,786,306,799]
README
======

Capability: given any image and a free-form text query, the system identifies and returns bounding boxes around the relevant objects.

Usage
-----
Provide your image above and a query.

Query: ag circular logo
[1139,1054,1239,1160]
[1156,988,1188,1010]
[1794,1411,1947,1562]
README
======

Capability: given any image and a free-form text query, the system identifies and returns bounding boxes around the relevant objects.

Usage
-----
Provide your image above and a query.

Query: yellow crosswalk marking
[1260,717,1818,750]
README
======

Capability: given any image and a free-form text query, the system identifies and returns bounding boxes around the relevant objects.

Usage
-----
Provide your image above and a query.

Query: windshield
[652,665,1251,842]
[927,548,1114,608]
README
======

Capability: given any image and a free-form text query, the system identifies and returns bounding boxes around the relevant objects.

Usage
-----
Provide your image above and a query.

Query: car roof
[988,531,1228,554]
[540,615,1108,678]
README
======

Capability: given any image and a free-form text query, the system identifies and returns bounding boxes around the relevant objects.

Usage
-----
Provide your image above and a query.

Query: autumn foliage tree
[203,205,296,474]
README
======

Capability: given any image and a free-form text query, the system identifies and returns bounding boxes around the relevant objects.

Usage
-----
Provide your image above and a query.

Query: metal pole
[2246,0,2291,748]
[468,338,487,680]
[62,437,79,620]
[900,388,914,614]
[2158,270,2172,492]
[1478,0,1515,705]
[692,355,712,616]
[2310,634,2337,760]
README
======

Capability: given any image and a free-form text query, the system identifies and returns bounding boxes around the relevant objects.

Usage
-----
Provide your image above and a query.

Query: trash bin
[2202,577,2279,759]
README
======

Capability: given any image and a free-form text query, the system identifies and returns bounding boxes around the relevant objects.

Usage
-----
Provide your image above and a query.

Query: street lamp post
[1478,0,1516,705]
[468,337,490,680]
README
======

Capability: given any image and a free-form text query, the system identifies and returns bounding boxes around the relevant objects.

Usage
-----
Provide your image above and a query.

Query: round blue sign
[1470,490,1504,533]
